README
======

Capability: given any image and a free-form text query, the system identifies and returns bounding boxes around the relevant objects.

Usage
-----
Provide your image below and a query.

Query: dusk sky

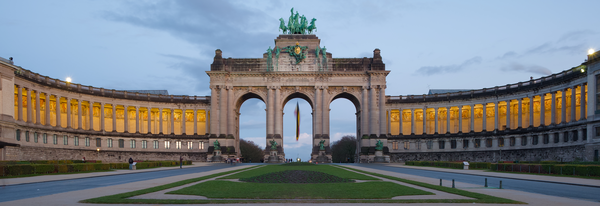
[2,0,599,161]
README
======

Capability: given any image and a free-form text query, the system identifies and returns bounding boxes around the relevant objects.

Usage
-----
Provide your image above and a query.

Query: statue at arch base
[314,140,332,163]
[265,140,284,163]
[372,140,390,163]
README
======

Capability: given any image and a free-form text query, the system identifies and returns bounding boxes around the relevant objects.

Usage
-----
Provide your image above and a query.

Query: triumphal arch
[206,10,388,162]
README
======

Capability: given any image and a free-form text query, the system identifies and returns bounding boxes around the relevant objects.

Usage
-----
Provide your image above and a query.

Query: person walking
[179,156,183,169]
[128,157,134,170]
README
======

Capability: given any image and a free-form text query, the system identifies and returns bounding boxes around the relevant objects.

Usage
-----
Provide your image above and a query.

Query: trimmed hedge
[405,161,491,170]
[0,160,192,177]
[490,163,600,177]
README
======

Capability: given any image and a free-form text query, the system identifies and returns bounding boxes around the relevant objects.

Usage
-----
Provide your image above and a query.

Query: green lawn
[167,180,432,199]
[220,164,378,180]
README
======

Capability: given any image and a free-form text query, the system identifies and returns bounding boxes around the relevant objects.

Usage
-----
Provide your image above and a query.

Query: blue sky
[2,0,599,161]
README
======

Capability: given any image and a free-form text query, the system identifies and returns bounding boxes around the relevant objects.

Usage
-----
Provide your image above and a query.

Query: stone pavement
[0,163,599,206]
[386,164,600,187]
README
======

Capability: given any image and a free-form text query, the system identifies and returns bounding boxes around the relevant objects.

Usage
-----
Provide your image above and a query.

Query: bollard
[485,178,488,187]
[499,180,502,189]
[440,179,442,186]
[452,179,455,188]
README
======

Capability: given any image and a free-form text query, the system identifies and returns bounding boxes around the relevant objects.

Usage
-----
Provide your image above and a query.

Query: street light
[66,77,72,83]
[96,148,100,157]
[589,48,595,55]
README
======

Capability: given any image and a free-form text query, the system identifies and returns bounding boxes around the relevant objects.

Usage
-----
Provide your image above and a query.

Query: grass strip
[80,166,257,204]
[220,164,378,180]
[338,166,524,204]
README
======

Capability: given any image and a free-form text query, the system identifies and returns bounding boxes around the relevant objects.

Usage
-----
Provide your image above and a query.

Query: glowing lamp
[66,77,72,83]
[589,48,595,55]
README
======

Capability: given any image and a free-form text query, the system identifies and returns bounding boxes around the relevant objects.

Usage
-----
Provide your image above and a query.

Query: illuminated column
[379,86,386,136]
[100,103,105,131]
[182,109,186,135]
[66,97,71,128]
[135,106,140,133]
[147,107,152,134]
[124,105,129,133]
[112,104,117,132]
[529,97,534,127]
[193,109,198,135]
[361,86,368,136]
[505,100,510,130]
[482,103,487,131]
[158,108,163,134]
[446,107,450,133]
[422,107,427,134]
[580,84,586,120]
[398,108,403,135]
[35,91,41,125]
[494,102,498,130]
[45,93,50,125]
[17,85,23,121]
[561,89,566,124]
[77,99,82,129]
[227,86,234,137]
[56,96,62,127]
[170,108,175,134]
[571,87,576,122]
[540,94,545,126]
[89,101,93,130]
[434,108,438,134]
[410,109,415,135]
[458,105,463,133]
[517,98,522,128]
[26,88,32,123]
[470,105,475,132]
[551,92,556,125]
[267,87,274,138]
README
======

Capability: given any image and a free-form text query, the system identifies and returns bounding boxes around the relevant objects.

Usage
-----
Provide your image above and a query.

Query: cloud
[495,51,518,60]
[284,133,312,149]
[500,62,552,75]
[413,56,482,76]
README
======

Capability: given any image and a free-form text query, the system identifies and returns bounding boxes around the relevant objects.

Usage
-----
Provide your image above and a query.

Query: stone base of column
[193,133,198,135]
[218,134,227,139]
[226,134,234,139]
[370,134,377,139]
[209,134,218,138]
[314,134,322,139]
[181,133,186,135]
[378,134,387,139]
[266,134,273,139]
[273,134,282,139]
[321,134,330,139]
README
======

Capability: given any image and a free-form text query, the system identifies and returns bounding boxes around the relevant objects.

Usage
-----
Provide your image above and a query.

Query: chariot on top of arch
[279,8,316,35]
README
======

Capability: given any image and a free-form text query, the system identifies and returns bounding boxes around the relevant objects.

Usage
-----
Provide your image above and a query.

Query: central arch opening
[330,92,360,163]
[282,92,313,162]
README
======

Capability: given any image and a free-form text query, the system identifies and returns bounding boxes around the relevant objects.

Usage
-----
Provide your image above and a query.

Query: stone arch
[282,92,314,110]
[330,92,361,112]
[235,92,266,110]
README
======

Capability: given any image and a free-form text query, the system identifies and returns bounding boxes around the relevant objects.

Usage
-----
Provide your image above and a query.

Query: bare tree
[331,135,356,163]
[240,139,264,163]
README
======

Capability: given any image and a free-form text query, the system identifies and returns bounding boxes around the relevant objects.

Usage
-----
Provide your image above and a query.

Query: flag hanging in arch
[294,102,300,141]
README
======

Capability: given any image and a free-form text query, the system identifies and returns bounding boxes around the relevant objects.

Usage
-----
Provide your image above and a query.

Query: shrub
[34,164,55,174]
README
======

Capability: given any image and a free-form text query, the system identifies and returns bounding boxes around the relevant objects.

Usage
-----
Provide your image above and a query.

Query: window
[595,126,600,137]
[176,141,182,149]
[438,140,445,149]
[533,135,539,145]
[25,131,29,142]
[43,133,47,144]
[521,136,527,146]
[450,140,457,149]
[463,140,469,148]
[573,131,578,141]
[130,139,136,148]
[199,141,204,150]
[16,129,20,141]
[474,139,481,148]
[142,140,147,149]
[74,136,79,146]
[107,138,113,148]
[63,135,68,145]
[498,138,504,147]
[53,134,58,145]
[34,132,38,143]
[164,141,170,149]
[96,138,101,147]
[85,137,90,147]
[583,129,587,140]
[595,150,599,162]
[510,137,515,146]
[403,141,409,150]
[554,133,560,143]
[118,139,124,148]
[426,140,433,149]
[153,140,159,149]
[188,141,193,149]
[486,138,492,148]
[543,134,549,144]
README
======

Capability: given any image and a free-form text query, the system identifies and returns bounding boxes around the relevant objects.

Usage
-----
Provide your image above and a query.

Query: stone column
[135,106,140,133]
[275,87,283,138]
[124,106,129,133]
[399,108,403,135]
[56,96,62,127]
[434,108,438,134]
[517,98,522,128]
[209,86,219,136]
[529,97,534,127]
[571,86,577,122]
[100,103,105,132]
[112,104,117,132]
[89,101,93,131]
[561,89,566,124]
[182,109,186,135]
[370,86,379,137]
[77,99,82,129]
[482,103,487,131]
[494,102,498,131]
[446,107,451,134]
[379,85,386,137]
[193,109,197,135]
[17,85,23,121]
[45,93,50,126]
[26,88,32,123]
[206,108,211,134]
[323,86,330,138]
[267,87,274,138]
[147,107,152,134]
[220,86,227,137]
[361,86,368,137]
[540,94,545,126]
[227,86,234,137]
[470,105,475,132]
[458,106,463,133]
[35,91,41,125]
[170,108,175,134]
[158,108,163,134]
[551,92,556,125]
[506,100,510,130]
[580,84,586,120]
[66,97,71,128]
[410,109,415,135]
[422,107,427,134]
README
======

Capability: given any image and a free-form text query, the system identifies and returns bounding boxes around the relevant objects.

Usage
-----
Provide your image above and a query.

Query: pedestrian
[82,157,86,163]
[128,157,134,170]
[179,156,183,169]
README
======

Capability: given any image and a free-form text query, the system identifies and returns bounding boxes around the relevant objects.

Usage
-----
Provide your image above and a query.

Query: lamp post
[97,148,100,159]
